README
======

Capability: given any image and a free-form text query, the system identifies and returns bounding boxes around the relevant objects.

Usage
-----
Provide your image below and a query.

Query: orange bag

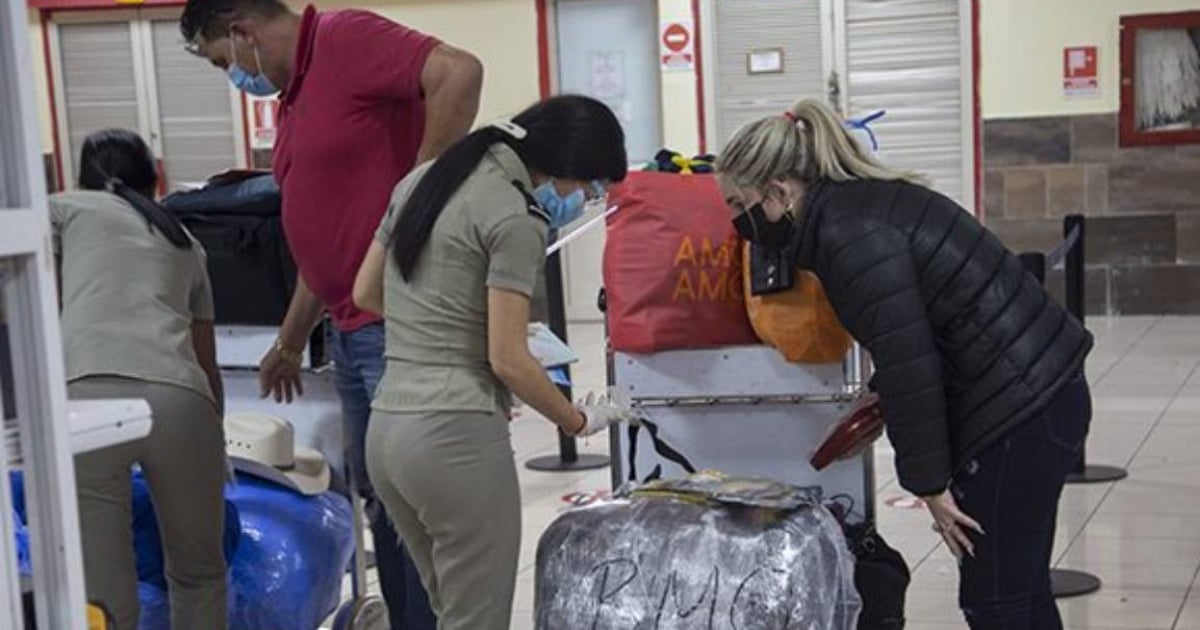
[742,244,853,363]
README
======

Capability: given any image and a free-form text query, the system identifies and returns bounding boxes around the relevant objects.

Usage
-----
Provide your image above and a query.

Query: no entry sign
[660,20,694,71]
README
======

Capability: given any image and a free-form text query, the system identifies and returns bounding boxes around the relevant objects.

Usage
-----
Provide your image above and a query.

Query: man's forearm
[279,277,325,350]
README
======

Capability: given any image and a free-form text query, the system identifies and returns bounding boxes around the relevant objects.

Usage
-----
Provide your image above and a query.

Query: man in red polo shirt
[182,1,482,627]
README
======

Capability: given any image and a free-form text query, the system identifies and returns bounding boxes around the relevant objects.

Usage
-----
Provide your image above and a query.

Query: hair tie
[782,111,798,123]
[492,119,528,140]
[103,177,121,193]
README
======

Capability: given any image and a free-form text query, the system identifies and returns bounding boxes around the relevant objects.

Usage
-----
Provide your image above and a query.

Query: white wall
[658,0,702,155]
[337,0,541,125]
[980,0,1200,118]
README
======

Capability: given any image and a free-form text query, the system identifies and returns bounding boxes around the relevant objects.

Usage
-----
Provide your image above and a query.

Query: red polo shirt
[274,5,438,331]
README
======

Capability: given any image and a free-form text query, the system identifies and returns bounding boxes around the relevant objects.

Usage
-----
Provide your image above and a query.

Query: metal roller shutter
[146,19,238,190]
[712,0,828,146]
[842,0,974,207]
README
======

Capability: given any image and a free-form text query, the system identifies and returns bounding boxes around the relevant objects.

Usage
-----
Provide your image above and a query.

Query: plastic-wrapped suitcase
[535,474,861,629]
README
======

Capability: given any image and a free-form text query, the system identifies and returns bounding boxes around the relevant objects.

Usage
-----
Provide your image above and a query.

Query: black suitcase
[163,175,296,326]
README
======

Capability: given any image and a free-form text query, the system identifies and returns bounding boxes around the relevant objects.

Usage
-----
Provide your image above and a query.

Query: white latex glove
[574,391,635,437]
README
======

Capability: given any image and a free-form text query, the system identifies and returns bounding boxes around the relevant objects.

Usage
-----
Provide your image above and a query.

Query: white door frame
[1,0,87,625]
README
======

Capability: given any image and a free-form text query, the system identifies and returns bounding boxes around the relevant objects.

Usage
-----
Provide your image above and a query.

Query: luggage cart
[329,468,387,629]
[609,343,876,524]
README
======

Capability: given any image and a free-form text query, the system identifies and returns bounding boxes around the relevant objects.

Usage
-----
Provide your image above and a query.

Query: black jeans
[953,374,1092,630]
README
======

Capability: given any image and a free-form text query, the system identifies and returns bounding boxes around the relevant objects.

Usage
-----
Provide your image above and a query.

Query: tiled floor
[336,316,1200,629]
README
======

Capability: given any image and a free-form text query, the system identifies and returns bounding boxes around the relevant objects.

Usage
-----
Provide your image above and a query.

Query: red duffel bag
[604,171,760,354]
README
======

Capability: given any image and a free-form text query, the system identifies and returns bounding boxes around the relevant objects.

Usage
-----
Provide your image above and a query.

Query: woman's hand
[923,489,985,559]
[574,391,634,437]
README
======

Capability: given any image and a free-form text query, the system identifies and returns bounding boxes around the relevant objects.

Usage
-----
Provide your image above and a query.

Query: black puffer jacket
[791,178,1093,496]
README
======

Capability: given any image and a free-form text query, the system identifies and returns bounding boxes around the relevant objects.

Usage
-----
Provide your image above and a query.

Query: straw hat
[224,412,330,496]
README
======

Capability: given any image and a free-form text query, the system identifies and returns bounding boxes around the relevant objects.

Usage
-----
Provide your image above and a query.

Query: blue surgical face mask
[228,38,278,97]
[534,180,594,229]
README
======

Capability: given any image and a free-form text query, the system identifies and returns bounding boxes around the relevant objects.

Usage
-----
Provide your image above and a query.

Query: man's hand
[924,489,985,559]
[259,343,304,403]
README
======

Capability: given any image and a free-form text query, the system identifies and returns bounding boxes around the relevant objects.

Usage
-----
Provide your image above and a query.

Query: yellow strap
[670,154,694,175]
[87,604,110,630]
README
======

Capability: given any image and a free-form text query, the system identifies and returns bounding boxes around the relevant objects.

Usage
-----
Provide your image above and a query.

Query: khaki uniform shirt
[372,144,549,414]
[50,191,215,404]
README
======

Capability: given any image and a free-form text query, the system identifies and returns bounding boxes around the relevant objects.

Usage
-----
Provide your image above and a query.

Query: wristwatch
[274,338,304,366]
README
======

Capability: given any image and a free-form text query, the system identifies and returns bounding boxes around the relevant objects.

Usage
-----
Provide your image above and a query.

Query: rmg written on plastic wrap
[580,557,837,628]
[670,235,744,303]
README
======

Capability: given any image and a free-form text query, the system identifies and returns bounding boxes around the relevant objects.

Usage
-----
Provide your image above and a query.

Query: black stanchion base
[1066,464,1128,485]
[526,453,610,472]
[1051,568,1102,598]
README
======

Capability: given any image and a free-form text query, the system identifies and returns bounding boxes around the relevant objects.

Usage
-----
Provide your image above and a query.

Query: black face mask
[733,203,794,250]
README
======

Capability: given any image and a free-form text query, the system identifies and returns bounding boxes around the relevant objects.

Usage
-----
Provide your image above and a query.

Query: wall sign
[1063,46,1099,98]
[249,97,280,149]
[660,20,694,72]
[747,48,785,75]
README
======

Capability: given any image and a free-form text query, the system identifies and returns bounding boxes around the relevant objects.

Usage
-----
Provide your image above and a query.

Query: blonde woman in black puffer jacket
[718,99,1093,630]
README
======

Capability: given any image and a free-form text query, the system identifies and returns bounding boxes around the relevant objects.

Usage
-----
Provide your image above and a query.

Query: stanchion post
[1061,215,1126,485]
[1021,234,1104,600]
[525,250,610,472]
[1064,214,1085,323]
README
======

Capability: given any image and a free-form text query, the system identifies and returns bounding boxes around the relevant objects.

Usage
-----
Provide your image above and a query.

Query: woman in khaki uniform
[353,95,628,629]
[51,129,227,630]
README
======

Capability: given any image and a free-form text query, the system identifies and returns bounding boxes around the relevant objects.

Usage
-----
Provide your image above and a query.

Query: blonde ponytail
[717,98,921,191]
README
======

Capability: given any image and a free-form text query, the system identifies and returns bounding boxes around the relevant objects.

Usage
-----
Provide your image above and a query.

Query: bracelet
[274,338,304,366]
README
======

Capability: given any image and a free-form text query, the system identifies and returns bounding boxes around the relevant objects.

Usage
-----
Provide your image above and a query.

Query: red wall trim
[240,96,252,167]
[1118,11,1200,147]
[690,0,707,154]
[28,0,182,9]
[971,0,983,222]
[40,10,65,190]
[535,0,551,99]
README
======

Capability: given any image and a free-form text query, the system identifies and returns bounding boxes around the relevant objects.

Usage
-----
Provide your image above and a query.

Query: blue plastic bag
[131,471,241,591]
[224,474,354,630]
[9,469,25,522]
[135,473,353,630]
[12,507,30,576]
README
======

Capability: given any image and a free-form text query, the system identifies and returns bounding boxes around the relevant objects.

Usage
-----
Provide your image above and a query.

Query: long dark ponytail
[391,95,627,280]
[78,129,193,249]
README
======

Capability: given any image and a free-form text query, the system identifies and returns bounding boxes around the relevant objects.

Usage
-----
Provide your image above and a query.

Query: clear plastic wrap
[536,474,861,629]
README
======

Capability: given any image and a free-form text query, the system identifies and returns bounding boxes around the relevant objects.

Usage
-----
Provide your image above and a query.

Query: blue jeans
[954,375,1092,630]
[328,323,437,630]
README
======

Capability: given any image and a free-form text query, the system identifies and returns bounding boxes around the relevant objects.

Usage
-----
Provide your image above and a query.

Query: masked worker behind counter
[717,98,1094,630]
[50,129,227,630]
[352,95,631,629]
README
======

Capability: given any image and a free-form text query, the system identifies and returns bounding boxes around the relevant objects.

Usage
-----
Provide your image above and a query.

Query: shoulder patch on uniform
[510,180,550,224]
